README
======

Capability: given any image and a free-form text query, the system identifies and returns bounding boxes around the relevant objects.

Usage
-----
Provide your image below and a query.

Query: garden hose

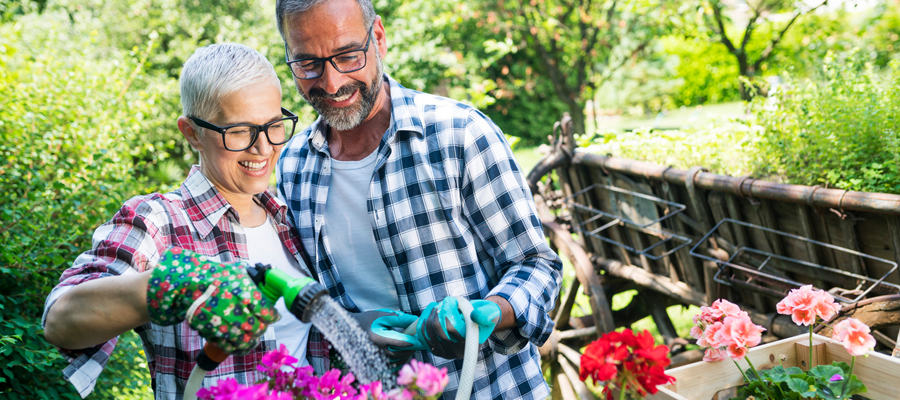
[403,297,480,400]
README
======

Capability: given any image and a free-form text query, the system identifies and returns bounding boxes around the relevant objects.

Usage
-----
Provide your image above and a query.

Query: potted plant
[646,287,900,400]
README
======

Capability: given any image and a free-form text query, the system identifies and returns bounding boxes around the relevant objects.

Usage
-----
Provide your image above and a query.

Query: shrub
[582,120,764,178]
[753,51,900,193]
[0,12,164,398]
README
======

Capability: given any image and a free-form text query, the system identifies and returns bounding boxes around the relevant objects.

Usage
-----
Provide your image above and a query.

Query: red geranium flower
[580,329,676,398]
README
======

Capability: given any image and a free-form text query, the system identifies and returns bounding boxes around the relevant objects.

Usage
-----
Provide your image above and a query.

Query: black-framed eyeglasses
[284,23,375,80]
[189,107,299,152]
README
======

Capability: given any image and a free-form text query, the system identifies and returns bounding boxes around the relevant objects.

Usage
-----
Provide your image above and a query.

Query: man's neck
[327,80,392,161]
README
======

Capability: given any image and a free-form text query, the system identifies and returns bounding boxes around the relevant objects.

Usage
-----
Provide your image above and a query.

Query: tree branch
[752,0,828,71]
[710,1,738,55]
[739,3,764,52]
[518,3,576,105]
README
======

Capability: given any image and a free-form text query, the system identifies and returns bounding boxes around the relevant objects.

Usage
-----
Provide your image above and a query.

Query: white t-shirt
[323,150,401,311]
[244,216,312,366]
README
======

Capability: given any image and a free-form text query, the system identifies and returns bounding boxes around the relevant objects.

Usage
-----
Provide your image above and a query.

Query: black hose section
[195,348,222,372]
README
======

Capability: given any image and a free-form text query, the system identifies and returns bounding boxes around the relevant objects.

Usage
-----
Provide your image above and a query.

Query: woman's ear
[178,116,204,153]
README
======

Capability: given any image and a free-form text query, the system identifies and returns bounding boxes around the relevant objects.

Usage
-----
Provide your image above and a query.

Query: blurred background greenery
[1,0,899,397]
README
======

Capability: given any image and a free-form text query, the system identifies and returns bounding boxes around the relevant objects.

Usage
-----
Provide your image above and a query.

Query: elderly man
[43,44,313,399]
[275,1,563,399]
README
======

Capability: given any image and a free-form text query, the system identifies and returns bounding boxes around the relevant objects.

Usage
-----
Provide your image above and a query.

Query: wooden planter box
[646,334,900,400]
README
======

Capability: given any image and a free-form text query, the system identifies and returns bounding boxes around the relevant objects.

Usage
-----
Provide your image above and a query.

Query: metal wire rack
[690,218,900,303]
[564,183,692,260]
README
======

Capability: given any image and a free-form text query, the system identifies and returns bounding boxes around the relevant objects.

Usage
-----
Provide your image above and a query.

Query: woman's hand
[147,247,280,355]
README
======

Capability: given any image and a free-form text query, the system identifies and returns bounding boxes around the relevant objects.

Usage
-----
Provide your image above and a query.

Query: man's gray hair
[276,0,376,41]
[180,43,281,121]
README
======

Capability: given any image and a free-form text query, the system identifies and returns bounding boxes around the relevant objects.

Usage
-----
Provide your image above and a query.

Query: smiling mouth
[238,160,268,171]
[330,90,355,102]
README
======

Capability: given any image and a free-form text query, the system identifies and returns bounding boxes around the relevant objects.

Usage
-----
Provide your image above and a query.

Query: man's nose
[318,61,349,94]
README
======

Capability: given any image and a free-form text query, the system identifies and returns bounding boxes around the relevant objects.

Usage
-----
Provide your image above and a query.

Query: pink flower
[360,382,386,400]
[813,290,841,322]
[397,363,417,386]
[831,318,876,356]
[776,285,840,325]
[689,326,703,340]
[712,299,745,319]
[397,359,449,398]
[721,316,765,348]
[703,347,728,362]
[726,343,748,360]
[704,321,726,348]
[384,388,415,400]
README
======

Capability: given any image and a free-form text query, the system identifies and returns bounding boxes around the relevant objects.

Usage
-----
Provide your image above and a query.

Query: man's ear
[373,15,387,60]
[178,116,204,153]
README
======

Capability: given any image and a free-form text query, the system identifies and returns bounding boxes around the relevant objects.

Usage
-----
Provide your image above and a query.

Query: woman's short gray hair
[276,0,376,41]
[180,43,281,121]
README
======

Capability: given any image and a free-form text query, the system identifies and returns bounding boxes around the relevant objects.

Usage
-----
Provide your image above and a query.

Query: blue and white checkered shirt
[277,74,562,400]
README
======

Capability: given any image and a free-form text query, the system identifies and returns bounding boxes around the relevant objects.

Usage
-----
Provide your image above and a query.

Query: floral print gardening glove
[147,247,280,355]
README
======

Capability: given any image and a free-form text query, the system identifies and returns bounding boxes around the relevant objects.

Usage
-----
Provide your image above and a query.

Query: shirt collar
[305,73,425,154]
[180,166,289,237]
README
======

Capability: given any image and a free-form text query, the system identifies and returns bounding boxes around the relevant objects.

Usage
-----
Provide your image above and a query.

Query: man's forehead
[283,1,368,55]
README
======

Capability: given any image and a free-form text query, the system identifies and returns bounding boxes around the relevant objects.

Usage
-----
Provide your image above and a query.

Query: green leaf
[786,377,817,398]
[808,364,843,381]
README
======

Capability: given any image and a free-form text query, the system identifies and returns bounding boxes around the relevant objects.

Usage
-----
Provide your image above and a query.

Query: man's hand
[146,247,279,355]
[350,309,421,365]
[415,297,502,360]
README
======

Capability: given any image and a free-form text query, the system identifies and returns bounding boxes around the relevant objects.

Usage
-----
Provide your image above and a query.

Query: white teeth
[239,160,267,171]
[331,91,352,102]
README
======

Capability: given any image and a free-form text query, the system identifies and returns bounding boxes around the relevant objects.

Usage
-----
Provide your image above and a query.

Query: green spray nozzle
[246,263,327,323]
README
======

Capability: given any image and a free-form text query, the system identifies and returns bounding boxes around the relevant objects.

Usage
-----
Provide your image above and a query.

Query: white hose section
[453,297,479,400]
[183,364,209,400]
[182,285,218,400]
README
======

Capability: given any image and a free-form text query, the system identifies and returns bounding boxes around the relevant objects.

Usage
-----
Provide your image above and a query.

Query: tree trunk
[567,102,586,136]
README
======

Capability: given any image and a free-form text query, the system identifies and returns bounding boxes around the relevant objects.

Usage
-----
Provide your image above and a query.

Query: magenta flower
[830,373,843,382]
[197,378,241,400]
[302,368,359,400]
[258,344,299,376]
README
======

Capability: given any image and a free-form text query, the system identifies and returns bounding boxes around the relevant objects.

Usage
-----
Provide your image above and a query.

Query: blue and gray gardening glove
[415,297,502,360]
[350,309,421,366]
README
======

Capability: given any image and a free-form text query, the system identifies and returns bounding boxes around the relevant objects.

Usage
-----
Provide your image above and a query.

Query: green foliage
[581,119,764,177]
[753,51,900,193]
[662,35,741,107]
[0,11,159,398]
[732,362,867,400]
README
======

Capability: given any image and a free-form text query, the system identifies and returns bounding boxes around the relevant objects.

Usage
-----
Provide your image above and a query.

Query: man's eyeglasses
[284,23,375,80]
[189,107,298,152]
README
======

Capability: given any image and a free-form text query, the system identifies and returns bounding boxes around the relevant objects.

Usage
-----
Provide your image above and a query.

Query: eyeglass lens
[290,50,367,80]
[223,118,296,151]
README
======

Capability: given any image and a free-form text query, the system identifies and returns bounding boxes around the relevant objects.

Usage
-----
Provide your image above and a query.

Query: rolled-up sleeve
[42,199,163,397]
[460,111,562,354]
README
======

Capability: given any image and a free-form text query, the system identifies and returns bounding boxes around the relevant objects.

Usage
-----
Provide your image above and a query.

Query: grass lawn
[596,101,745,132]
[512,146,544,175]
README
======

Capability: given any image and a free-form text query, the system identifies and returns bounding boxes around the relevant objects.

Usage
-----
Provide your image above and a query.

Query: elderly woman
[42,43,312,399]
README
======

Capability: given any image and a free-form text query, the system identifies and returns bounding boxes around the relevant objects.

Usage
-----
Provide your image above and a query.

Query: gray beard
[298,58,383,131]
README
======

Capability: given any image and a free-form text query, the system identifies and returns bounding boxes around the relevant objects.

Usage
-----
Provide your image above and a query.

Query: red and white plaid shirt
[42,166,320,399]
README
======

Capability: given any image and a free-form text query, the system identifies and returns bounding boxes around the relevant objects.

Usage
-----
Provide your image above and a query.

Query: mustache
[307,81,365,101]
